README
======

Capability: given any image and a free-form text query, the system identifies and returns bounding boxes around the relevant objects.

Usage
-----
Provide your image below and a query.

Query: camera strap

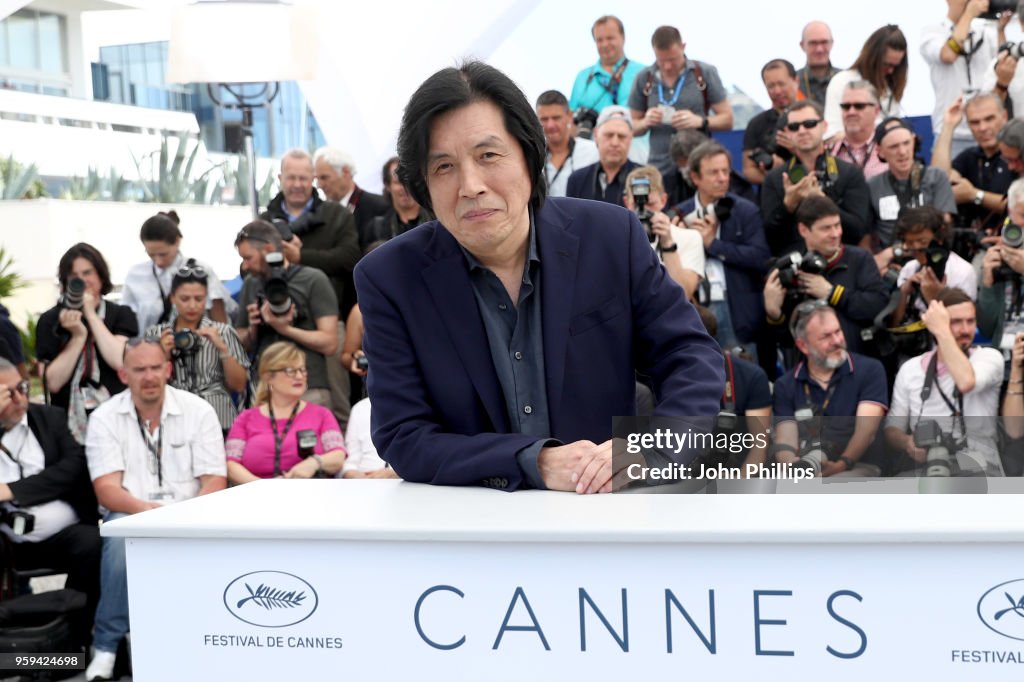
[545,138,577,188]
[919,351,968,443]
[152,263,173,325]
[586,59,630,102]
[269,401,300,477]
[0,433,25,480]
[721,353,737,412]
[136,415,163,489]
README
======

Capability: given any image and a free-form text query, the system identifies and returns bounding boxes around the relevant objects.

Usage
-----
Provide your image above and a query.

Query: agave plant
[0,155,45,200]
[17,314,37,375]
[232,153,278,208]
[61,167,103,201]
[0,247,26,300]
[133,132,224,204]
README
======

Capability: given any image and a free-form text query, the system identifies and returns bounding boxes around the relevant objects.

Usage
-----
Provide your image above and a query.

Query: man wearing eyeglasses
[796,21,839,105]
[0,358,100,652]
[761,100,873,256]
[84,339,226,680]
[827,80,889,181]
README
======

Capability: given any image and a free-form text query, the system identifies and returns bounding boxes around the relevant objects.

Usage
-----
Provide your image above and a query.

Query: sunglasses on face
[839,102,876,111]
[786,119,821,132]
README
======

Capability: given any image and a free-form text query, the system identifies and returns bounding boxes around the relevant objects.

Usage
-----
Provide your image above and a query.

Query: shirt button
[498,303,508,311]
[514,351,523,360]
[523,405,533,415]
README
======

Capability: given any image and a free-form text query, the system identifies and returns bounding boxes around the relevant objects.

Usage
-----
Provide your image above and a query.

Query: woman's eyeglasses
[274,367,308,378]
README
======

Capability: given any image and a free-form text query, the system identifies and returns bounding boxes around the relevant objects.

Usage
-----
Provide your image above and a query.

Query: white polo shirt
[85,386,226,505]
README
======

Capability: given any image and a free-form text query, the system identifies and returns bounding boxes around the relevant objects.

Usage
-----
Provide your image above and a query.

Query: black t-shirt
[952,146,1013,231]
[742,108,793,164]
[35,301,138,410]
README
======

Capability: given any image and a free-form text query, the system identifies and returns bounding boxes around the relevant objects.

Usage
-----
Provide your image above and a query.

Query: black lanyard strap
[136,415,163,488]
[269,402,300,477]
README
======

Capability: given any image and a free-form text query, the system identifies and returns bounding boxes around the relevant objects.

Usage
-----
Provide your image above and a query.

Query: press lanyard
[0,429,26,479]
[545,138,577,188]
[803,375,838,415]
[269,402,300,477]
[136,415,163,488]
[657,73,686,106]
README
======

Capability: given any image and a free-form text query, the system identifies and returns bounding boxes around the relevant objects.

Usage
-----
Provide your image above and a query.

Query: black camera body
[994,222,1024,283]
[573,108,600,140]
[173,328,200,355]
[356,355,369,371]
[629,176,656,243]
[775,251,829,291]
[0,506,35,536]
[749,140,778,170]
[922,241,950,283]
[913,419,964,477]
[262,251,293,317]
[59,277,86,311]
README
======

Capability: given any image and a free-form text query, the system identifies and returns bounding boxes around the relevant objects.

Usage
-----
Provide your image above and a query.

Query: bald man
[796,21,839,104]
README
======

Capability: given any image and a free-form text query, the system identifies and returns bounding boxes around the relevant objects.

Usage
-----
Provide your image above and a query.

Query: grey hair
[844,80,879,106]
[312,146,356,176]
[280,148,313,172]
[1008,177,1024,210]
[793,303,837,342]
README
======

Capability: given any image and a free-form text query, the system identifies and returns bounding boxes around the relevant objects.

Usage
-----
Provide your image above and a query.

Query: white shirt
[0,415,78,543]
[649,226,705,282]
[823,69,904,140]
[886,347,1004,475]
[896,251,978,313]
[121,253,238,333]
[339,188,355,208]
[85,386,226,505]
[922,18,1000,141]
[342,398,388,474]
[544,137,599,197]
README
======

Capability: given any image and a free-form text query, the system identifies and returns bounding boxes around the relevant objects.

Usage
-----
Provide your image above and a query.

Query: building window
[0,9,69,93]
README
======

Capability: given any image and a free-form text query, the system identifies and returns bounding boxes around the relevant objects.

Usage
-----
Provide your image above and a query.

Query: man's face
[902,227,937,267]
[799,311,848,369]
[946,301,978,352]
[279,156,314,210]
[593,20,625,64]
[0,369,28,427]
[762,66,799,111]
[966,99,1008,152]
[119,343,171,409]
[799,213,843,255]
[690,153,731,202]
[840,89,880,140]
[879,128,915,176]
[654,43,686,83]
[800,22,833,68]
[425,100,533,258]
[388,162,419,214]
[314,158,352,202]
[1000,142,1024,175]
[537,104,571,149]
[787,107,826,153]
[595,119,633,168]
[237,240,269,276]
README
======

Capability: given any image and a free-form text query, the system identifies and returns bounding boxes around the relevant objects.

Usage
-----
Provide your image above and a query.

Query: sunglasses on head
[786,119,821,132]
[839,102,875,111]
[176,262,207,279]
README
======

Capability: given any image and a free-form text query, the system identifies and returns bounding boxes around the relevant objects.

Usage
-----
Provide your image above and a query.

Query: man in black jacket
[0,358,99,645]
[313,146,389,240]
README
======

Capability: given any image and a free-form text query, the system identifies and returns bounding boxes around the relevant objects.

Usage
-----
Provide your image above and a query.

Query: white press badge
[147,491,174,502]
[878,195,901,221]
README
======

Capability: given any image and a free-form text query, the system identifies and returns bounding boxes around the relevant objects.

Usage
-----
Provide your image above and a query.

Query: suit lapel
[421,228,509,432]
[26,406,54,466]
[537,201,579,427]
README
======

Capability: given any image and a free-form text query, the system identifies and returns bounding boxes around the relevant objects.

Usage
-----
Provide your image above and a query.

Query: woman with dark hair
[823,25,908,141]
[35,242,138,443]
[144,261,249,432]
[121,210,236,332]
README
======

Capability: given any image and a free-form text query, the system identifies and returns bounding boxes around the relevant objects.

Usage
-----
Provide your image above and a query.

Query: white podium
[104,480,1024,681]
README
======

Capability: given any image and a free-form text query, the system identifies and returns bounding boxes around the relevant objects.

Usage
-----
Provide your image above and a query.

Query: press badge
[147,491,174,501]
[879,195,900,221]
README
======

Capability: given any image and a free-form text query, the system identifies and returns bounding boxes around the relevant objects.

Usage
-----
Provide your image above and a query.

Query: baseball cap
[596,105,633,130]
[873,116,914,146]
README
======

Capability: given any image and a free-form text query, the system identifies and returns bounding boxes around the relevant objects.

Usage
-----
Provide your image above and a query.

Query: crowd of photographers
[6,3,1024,675]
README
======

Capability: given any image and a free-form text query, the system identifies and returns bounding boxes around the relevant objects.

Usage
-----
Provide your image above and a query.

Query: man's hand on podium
[539,440,613,494]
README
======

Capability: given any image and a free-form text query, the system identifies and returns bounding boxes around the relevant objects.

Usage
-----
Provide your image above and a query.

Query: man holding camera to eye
[569,16,646,134]
[764,196,889,364]
[0,358,100,652]
[566,106,639,206]
[234,220,338,408]
[742,59,801,186]
[885,287,1004,477]
[760,101,873,256]
[772,303,888,478]
[978,177,1024,348]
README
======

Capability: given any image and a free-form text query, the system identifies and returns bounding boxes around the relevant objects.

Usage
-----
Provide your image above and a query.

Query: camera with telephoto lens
[994,221,1024,283]
[913,419,964,477]
[573,107,600,140]
[796,438,831,476]
[173,328,200,355]
[1001,41,1024,58]
[59,277,86,311]
[748,140,778,171]
[774,251,829,291]
[262,251,293,317]
[919,241,950,283]
[629,176,655,242]
[0,506,35,536]
[985,0,1020,21]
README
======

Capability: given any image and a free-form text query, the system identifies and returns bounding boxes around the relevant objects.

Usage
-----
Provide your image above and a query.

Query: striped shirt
[145,316,250,431]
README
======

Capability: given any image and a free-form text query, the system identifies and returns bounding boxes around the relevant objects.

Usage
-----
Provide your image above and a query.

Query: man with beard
[771,302,888,478]
[885,287,1005,476]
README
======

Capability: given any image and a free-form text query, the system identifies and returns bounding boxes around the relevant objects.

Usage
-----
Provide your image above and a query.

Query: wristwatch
[839,456,855,471]
[658,243,678,253]
[974,190,984,206]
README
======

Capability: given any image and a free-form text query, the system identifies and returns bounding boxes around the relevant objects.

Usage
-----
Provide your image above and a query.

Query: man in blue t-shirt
[569,16,646,127]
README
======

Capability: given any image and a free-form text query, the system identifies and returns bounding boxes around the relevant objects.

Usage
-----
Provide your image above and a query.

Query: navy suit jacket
[354,197,725,490]
[565,160,639,206]
[676,193,771,344]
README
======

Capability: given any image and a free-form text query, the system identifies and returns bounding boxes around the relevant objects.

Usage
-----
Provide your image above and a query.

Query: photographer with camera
[536,90,599,198]
[234,220,339,410]
[922,0,1010,159]
[143,261,249,434]
[886,287,1005,476]
[622,165,704,300]
[35,243,138,444]
[978,177,1024,346]
[772,302,888,477]
[566,106,639,206]
[628,25,733,175]
[764,196,889,362]
[826,81,889,181]
[569,16,646,138]
[742,59,800,186]
[761,101,872,256]
[679,141,770,356]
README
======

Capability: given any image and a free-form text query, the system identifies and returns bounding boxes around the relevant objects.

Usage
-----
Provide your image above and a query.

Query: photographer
[764,196,888,361]
[742,59,799,186]
[978,177,1024,345]
[35,243,137,444]
[885,287,1005,476]
[144,262,249,434]
[772,302,888,477]
[234,220,339,409]
[568,16,645,126]
[1000,331,1024,474]
[760,100,872,256]
[566,106,639,205]
[985,8,1024,114]
[679,141,770,356]
[536,90,598,198]
[622,165,704,299]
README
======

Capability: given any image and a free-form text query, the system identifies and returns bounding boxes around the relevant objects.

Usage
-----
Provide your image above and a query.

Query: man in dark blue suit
[676,141,771,359]
[355,62,724,494]
[565,106,639,206]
